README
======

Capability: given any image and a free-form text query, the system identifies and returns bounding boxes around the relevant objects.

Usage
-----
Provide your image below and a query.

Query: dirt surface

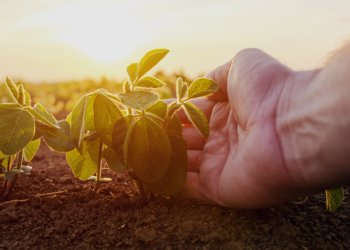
[1,141,350,250]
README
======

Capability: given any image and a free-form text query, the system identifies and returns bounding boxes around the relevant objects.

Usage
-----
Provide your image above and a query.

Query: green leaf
[0,153,15,170]
[187,77,219,99]
[326,187,344,212]
[112,115,134,166]
[0,108,35,155]
[183,102,209,139]
[18,84,25,105]
[34,103,57,126]
[5,169,24,180]
[83,132,99,141]
[94,94,123,148]
[127,63,138,83]
[25,107,59,128]
[85,94,97,132]
[66,112,72,125]
[66,140,99,180]
[176,77,183,101]
[166,114,183,136]
[180,82,188,100]
[5,77,19,102]
[24,90,31,106]
[167,101,182,117]
[128,117,171,182]
[71,95,88,154]
[137,49,169,79]
[91,89,108,95]
[135,76,165,88]
[144,101,168,120]
[36,120,75,152]
[103,146,126,174]
[143,135,187,196]
[23,139,40,161]
[105,93,121,103]
[31,129,43,141]
[117,91,158,111]
[123,80,132,93]
[0,103,21,110]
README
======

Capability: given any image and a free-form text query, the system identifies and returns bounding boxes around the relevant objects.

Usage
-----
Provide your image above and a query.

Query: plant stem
[136,178,148,204]
[7,155,12,171]
[93,141,104,192]
[127,107,132,115]
[16,151,22,170]
[163,102,182,131]
[3,155,12,190]
[1,151,23,202]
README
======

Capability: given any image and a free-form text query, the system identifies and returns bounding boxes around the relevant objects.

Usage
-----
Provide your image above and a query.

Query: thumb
[205,60,232,101]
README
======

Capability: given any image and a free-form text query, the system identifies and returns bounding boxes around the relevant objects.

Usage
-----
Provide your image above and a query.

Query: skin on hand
[174,47,350,208]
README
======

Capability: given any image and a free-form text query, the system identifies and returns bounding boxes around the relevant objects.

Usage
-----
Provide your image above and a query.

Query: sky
[0,0,349,83]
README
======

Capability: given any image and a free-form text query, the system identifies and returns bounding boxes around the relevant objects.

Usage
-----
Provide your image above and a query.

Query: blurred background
[0,0,349,117]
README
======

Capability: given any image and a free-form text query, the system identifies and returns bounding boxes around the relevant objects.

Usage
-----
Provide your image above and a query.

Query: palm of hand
[180,49,297,208]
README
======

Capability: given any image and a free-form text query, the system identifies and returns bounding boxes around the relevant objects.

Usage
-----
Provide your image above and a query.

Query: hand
[175,48,319,208]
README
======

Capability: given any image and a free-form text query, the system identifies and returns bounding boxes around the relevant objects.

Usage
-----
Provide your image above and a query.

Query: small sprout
[0,82,74,201]
[326,187,344,212]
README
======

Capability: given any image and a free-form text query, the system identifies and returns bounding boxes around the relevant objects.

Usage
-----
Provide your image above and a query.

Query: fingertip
[205,60,232,101]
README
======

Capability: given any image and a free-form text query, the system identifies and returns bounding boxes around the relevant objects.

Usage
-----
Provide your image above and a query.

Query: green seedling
[325,187,343,212]
[0,78,75,201]
[66,49,218,201]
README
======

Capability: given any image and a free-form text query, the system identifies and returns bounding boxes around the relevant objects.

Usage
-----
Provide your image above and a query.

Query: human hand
[175,48,320,208]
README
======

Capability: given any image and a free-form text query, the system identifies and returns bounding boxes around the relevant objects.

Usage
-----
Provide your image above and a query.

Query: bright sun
[33,2,150,63]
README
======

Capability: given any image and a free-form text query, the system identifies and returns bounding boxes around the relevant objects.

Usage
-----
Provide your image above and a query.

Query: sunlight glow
[1,0,350,83]
[29,2,150,63]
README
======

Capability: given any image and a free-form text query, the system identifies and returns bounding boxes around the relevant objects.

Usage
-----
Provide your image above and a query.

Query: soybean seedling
[66,49,218,202]
[325,187,343,212]
[0,78,75,201]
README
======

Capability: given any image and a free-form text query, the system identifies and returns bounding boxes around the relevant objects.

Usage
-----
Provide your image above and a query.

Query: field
[1,74,350,250]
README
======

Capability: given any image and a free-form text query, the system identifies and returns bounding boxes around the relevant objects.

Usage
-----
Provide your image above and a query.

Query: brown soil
[1,141,350,250]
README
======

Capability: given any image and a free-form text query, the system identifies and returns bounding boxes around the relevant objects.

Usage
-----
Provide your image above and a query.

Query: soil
[1,141,350,250]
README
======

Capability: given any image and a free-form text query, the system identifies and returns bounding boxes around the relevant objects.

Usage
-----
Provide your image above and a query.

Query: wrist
[277,53,350,193]
[276,69,325,192]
